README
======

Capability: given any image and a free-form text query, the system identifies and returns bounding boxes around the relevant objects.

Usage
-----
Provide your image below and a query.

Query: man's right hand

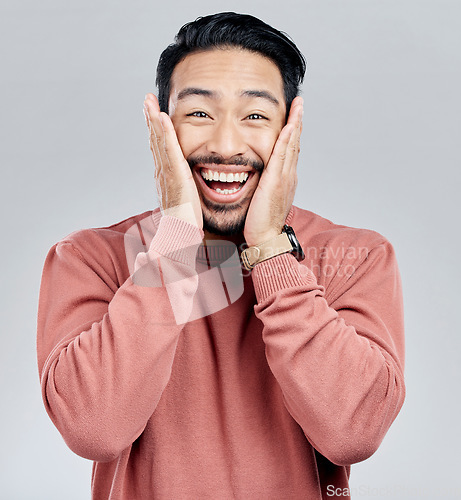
[143,94,203,229]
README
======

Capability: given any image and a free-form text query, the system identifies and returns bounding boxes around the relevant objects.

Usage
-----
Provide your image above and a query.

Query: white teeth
[215,186,241,194]
[200,169,250,184]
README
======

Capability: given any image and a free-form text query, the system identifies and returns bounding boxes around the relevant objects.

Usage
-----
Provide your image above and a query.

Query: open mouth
[200,168,250,194]
[194,166,255,203]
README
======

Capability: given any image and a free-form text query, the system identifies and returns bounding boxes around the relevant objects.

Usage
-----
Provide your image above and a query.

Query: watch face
[283,225,305,262]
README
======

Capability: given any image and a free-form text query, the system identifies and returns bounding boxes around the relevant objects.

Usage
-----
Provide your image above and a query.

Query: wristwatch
[241,225,305,270]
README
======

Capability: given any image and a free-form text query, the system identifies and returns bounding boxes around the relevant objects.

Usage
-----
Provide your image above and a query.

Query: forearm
[38,216,203,461]
[253,250,405,466]
[41,280,187,461]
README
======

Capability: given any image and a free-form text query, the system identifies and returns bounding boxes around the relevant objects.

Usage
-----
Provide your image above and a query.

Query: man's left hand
[243,97,304,247]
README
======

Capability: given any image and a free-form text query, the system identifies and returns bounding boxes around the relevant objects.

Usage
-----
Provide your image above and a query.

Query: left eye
[187,111,209,118]
[247,114,266,120]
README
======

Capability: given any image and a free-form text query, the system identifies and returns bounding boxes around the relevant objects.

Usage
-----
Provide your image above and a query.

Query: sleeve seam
[325,238,389,304]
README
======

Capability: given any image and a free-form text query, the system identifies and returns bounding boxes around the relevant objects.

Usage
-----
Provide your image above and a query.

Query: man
[37,12,405,500]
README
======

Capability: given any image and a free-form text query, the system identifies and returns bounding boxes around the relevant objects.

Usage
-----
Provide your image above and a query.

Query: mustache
[187,155,264,173]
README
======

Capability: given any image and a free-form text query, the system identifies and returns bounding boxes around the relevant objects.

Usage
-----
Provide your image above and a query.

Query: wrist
[161,201,203,230]
[244,229,280,248]
[241,225,305,271]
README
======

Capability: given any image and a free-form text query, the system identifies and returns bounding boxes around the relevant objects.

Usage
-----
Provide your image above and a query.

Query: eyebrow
[240,90,280,107]
[176,87,280,107]
[177,87,218,100]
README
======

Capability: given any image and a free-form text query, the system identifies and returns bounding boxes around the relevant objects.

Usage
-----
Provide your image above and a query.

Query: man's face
[168,48,287,236]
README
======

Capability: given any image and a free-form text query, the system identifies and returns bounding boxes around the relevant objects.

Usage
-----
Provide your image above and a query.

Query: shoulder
[59,209,158,249]
[289,206,398,296]
[289,205,388,253]
[50,208,161,284]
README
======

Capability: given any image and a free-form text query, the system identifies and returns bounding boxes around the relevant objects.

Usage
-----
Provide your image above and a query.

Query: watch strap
[241,232,293,270]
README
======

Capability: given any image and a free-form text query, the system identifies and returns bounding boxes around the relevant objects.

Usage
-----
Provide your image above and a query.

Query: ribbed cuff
[251,253,319,302]
[147,216,204,267]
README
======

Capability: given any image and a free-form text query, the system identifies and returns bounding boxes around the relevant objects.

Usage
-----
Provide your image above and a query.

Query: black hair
[156,12,306,117]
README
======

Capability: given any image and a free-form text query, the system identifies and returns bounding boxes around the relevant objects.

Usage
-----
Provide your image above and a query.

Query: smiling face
[168,47,287,236]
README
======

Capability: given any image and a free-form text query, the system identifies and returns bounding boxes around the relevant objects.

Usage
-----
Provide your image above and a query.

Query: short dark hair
[156,12,306,117]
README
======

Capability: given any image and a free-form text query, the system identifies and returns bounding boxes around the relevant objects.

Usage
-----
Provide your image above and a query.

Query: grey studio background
[1,0,460,499]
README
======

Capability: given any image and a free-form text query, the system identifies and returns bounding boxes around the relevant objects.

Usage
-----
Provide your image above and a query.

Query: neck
[203,229,246,247]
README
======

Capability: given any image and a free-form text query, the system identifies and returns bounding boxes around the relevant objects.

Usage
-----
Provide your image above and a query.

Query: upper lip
[194,164,255,174]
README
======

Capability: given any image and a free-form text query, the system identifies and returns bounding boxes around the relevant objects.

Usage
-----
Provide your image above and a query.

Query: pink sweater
[37,206,405,499]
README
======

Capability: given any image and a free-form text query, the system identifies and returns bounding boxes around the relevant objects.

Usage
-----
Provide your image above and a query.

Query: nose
[206,117,247,160]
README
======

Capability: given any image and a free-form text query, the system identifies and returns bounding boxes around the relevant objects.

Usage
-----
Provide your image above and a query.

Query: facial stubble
[188,154,264,236]
[201,196,249,236]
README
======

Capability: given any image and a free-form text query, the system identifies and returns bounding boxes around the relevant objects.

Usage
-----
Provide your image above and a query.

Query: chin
[203,216,245,236]
[201,203,248,236]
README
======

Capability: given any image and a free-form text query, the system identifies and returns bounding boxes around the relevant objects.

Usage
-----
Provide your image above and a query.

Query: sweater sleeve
[37,215,203,462]
[251,237,405,467]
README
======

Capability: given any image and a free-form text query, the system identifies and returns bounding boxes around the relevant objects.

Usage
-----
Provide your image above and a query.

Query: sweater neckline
[151,206,295,265]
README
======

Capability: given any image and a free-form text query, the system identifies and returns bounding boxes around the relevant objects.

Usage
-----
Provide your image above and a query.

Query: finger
[282,104,303,175]
[286,96,304,127]
[267,97,302,174]
[159,113,191,178]
[148,119,164,178]
[144,95,168,174]
[265,122,295,174]
[143,94,162,141]
[281,132,300,179]
[144,92,159,109]
[280,97,303,162]
[143,93,161,132]
[144,96,187,179]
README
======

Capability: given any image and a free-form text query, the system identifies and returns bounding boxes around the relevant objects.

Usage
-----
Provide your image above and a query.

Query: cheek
[173,123,208,159]
[246,129,279,165]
